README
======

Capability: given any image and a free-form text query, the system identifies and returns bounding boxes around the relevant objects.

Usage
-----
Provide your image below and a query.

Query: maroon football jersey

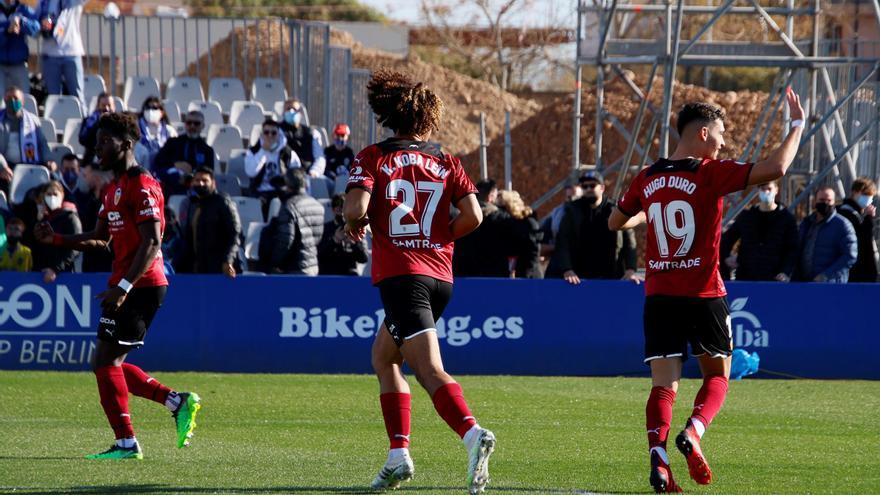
[618,157,753,298]
[346,139,477,285]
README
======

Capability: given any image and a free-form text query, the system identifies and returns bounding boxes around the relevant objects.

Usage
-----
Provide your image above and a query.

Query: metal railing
[28,14,382,152]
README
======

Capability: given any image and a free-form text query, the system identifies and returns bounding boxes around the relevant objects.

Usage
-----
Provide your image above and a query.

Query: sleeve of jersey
[346,148,375,194]
[450,158,477,203]
[617,174,643,216]
[707,159,754,196]
[132,179,163,224]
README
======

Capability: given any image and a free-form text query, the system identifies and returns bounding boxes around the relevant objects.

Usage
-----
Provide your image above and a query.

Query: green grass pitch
[0,372,878,494]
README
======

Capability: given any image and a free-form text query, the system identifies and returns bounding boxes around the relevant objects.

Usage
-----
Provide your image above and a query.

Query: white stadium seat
[225,148,249,184]
[208,77,245,114]
[229,101,266,137]
[166,194,187,218]
[10,164,50,204]
[163,100,181,124]
[206,124,244,163]
[244,221,267,262]
[251,78,287,111]
[40,117,58,143]
[214,173,242,196]
[231,195,263,226]
[44,95,83,132]
[23,93,37,115]
[62,120,84,155]
[123,76,161,111]
[83,74,106,105]
[48,143,74,165]
[165,76,205,113]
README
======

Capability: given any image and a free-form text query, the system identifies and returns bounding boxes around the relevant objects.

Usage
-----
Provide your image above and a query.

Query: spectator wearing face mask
[794,186,857,283]
[720,181,798,281]
[37,0,86,108]
[78,92,115,166]
[324,123,354,180]
[175,167,241,277]
[71,160,112,272]
[0,0,39,96]
[547,170,639,284]
[31,180,81,282]
[153,110,215,196]
[318,193,368,275]
[246,118,299,215]
[837,177,878,282]
[0,216,32,271]
[57,153,80,200]
[0,85,52,189]
[133,96,176,172]
[279,98,326,178]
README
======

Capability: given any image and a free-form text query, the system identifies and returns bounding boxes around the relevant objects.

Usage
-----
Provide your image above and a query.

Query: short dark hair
[476,179,497,198]
[676,102,725,135]
[285,167,306,194]
[98,112,141,142]
[262,118,279,129]
[61,153,79,164]
[193,166,214,178]
[7,217,25,228]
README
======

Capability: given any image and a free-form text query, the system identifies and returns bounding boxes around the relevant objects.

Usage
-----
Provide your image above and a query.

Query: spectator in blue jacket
[78,92,115,166]
[0,1,39,95]
[794,186,857,283]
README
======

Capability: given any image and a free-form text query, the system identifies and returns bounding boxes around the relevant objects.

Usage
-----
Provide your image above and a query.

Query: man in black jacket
[175,167,240,277]
[153,111,216,196]
[837,177,878,282]
[318,193,368,275]
[547,170,639,283]
[453,178,513,277]
[720,181,798,281]
[270,168,325,275]
[72,161,113,272]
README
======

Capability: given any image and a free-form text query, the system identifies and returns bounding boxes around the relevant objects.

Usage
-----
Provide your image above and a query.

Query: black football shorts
[643,295,732,363]
[97,286,167,348]
[377,275,452,346]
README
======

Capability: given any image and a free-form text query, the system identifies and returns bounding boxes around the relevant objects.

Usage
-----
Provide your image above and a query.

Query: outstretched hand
[34,221,55,244]
[786,86,804,122]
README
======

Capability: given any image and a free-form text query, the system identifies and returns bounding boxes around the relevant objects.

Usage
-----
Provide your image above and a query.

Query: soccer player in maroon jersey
[609,88,804,492]
[35,113,201,459]
[344,70,496,494]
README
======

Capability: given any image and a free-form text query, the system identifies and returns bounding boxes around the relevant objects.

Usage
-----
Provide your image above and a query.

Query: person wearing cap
[546,170,640,284]
[324,123,355,181]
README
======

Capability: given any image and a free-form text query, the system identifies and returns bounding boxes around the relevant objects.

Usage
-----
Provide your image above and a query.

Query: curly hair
[367,69,443,137]
[98,112,141,143]
[676,102,725,135]
[496,190,533,220]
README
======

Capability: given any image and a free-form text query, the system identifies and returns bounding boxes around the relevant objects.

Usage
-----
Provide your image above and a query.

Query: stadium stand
[165,77,205,113]
[208,77,246,115]
[251,78,287,112]
[10,164,51,204]
[123,76,161,111]
[206,124,244,163]
[188,101,224,130]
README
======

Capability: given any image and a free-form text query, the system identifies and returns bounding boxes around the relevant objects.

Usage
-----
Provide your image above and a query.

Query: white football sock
[116,437,137,449]
[690,418,706,438]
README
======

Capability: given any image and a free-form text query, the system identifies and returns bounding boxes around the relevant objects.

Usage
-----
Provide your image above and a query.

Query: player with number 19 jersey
[347,138,477,285]
[617,157,753,298]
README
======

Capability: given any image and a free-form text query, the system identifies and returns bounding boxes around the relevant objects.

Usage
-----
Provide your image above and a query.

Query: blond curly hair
[496,190,532,220]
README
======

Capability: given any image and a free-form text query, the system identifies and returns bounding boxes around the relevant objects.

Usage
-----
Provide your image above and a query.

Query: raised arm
[748,88,805,185]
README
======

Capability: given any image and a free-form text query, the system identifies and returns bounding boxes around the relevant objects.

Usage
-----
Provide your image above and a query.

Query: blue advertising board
[0,272,876,379]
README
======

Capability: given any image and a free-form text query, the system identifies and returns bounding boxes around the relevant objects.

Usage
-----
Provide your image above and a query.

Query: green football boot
[172,392,201,448]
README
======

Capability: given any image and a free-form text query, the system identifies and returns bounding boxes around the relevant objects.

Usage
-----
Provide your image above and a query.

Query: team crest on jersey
[113,187,122,205]
[351,166,363,175]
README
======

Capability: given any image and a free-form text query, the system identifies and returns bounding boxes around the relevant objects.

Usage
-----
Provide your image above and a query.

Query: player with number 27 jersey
[617,157,753,298]
[347,139,476,285]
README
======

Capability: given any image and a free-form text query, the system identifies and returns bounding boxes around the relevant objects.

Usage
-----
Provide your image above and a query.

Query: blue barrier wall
[0,273,876,379]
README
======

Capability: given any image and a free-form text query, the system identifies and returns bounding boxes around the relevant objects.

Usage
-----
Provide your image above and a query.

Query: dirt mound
[180,23,541,156]
[461,74,782,214]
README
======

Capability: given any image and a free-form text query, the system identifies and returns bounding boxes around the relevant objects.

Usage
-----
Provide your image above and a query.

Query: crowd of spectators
[0,4,876,283]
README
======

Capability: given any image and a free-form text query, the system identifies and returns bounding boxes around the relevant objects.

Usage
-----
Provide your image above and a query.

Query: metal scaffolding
[573,0,880,224]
